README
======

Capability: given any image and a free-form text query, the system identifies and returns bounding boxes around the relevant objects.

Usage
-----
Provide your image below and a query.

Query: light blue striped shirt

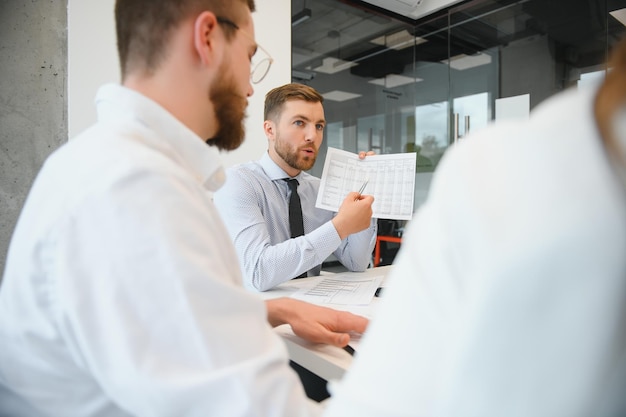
[214,152,377,291]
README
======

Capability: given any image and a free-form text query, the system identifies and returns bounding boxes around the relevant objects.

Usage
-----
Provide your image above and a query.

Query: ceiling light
[442,53,492,71]
[322,90,362,102]
[610,8,626,26]
[292,8,312,26]
[313,57,358,74]
[370,30,427,50]
[292,69,316,81]
[368,74,422,88]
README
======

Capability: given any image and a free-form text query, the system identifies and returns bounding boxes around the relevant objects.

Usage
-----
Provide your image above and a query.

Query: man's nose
[304,125,317,141]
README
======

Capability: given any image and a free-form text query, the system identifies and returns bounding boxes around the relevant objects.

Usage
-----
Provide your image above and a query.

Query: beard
[274,132,318,172]
[206,65,248,151]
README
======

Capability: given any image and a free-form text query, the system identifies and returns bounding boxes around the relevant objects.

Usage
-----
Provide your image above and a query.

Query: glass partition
[292,0,626,213]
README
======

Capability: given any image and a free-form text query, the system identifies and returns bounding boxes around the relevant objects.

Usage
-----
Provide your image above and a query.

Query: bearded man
[214,83,377,292]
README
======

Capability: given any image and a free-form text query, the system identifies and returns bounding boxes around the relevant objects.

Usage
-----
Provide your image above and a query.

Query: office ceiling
[291,0,626,80]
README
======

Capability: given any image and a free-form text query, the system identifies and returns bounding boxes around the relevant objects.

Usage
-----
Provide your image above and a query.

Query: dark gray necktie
[284,178,307,278]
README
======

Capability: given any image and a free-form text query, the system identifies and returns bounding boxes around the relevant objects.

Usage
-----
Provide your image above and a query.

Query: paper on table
[315,147,417,220]
[289,273,384,306]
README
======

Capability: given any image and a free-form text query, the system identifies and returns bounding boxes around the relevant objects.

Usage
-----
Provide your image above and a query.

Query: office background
[1,0,624,278]
[293,0,624,207]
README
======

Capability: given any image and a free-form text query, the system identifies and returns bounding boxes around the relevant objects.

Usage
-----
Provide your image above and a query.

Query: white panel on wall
[495,94,530,122]
[68,0,118,139]
[68,0,291,170]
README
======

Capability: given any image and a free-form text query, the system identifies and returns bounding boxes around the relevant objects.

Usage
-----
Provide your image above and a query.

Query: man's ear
[263,120,276,139]
[193,11,219,66]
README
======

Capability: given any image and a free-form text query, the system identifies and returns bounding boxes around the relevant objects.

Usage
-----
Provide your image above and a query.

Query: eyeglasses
[217,17,274,84]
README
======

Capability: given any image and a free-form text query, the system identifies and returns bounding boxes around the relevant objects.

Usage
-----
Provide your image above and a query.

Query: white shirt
[324,85,626,417]
[0,84,320,417]
[214,152,377,291]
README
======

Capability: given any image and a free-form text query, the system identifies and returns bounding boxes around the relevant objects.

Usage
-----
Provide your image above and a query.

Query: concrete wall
[0,0,68,277]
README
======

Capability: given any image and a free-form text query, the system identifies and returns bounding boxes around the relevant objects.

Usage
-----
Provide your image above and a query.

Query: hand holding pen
[331,150,376,239]
[332,183,374,239]
[354,178,369,201]
[354,150,375,201]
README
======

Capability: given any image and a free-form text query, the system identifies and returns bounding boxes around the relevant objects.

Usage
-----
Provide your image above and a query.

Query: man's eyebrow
[291,114,326,124]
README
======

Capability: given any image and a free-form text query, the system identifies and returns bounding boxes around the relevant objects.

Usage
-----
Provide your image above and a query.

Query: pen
[354,178,369,201]
[343,344,356,356]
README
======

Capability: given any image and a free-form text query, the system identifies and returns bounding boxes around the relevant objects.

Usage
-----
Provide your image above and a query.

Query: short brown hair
[115,0,255,78]
[264,83,324,122]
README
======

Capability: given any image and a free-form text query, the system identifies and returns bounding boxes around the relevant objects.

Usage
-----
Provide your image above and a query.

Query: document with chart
[316,147,417,220]
[290,273,384,306]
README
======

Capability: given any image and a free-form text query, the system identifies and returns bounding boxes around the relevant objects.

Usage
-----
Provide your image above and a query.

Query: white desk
[259,266,392,382]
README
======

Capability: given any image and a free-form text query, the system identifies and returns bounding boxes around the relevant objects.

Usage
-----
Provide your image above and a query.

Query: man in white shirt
[0,1,367,416]
[214,83,377,291]
[323,41,626,417]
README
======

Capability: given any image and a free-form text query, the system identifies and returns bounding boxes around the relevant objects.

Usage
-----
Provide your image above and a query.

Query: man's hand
[265,298,368,347]
[331,149,376,239]
[358,150,376,159]
[332,193,374,239]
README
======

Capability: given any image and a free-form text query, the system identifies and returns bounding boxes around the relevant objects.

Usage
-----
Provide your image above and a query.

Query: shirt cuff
[306,220,343,263]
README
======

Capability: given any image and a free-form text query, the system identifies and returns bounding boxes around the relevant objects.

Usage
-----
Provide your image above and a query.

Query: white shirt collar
[259,151,303,181]
[95,83,226,191]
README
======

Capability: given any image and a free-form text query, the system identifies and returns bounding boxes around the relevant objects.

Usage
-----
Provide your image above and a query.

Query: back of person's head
[592,39,626,416]
[264,83,324,122]
[595,37,626,179]
[115,0,256,79]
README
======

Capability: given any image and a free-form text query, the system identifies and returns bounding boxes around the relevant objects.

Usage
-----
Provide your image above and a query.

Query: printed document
[290,273,384,306]
[316,147,417,220]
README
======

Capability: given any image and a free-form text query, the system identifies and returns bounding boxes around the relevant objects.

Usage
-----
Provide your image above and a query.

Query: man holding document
[214,83,377,292]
